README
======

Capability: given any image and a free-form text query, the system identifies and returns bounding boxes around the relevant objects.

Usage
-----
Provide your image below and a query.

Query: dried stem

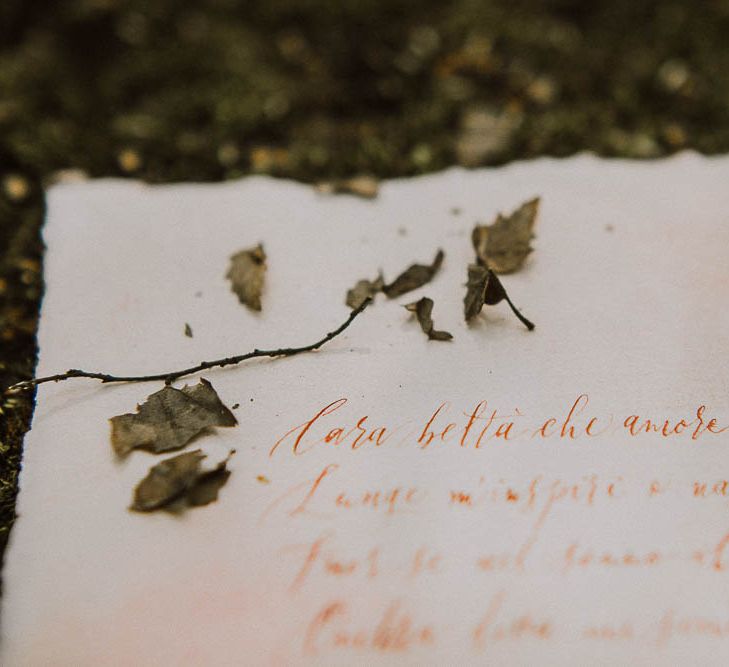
[4,299,370,395]
[502,293,535,331]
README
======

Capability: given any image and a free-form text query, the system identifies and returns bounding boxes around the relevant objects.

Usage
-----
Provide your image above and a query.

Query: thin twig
[3,299,371,395]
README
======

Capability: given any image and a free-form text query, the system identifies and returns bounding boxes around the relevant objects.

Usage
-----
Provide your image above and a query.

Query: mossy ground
[3,0,729,571]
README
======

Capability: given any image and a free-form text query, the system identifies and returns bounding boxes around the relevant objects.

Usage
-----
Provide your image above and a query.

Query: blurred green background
[2,0,729,569]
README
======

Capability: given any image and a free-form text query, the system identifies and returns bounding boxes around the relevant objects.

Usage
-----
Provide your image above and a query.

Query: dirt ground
[2,0,729,572]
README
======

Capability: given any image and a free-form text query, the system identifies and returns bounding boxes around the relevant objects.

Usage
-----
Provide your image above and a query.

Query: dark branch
[4,299,371,394]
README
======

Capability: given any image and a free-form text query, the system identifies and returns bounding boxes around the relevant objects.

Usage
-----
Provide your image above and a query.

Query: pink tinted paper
[3,154,729,665]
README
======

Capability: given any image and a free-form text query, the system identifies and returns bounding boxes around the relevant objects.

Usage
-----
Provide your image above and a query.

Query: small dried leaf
[464,264,489,321]
[186,453,234,507]
[110,379,238,457]
[463,264,535,331]
[131,449,234,512]
[383,249,444,299]
[132,450,206,512]
[226,244,266,311]
[405,297,453,341]
[346,274,384,309]
[315,175,379,199]
[472,198,539,273]
[184,323,193,338]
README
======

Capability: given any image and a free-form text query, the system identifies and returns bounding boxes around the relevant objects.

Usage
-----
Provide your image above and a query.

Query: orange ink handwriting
[563,542,661,573]
[304,599,435,656]
[582,622,634,641]
[286,533,380,592]
[267,464,422,519]
[623,405,728,440]
[473,591,552,650]
[270,398,391,456]
[657,609,729,647]
[419,401,522,448]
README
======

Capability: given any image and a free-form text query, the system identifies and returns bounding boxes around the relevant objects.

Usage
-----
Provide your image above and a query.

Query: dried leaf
[131,449,234,512]
[346,274,384,309]
[383,249,444,298]
[315,175,379,199]
[464,264,489,321]
[110,379,237,457]
[472,198,539,273]
[132,450,205,511]
[405,297,453,341]
[184,323,193,338]
[226,244,266,311]
[186,453,234,507]
[463,264,535,331]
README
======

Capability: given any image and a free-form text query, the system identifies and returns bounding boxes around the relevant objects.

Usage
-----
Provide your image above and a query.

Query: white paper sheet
[3,154,729,665]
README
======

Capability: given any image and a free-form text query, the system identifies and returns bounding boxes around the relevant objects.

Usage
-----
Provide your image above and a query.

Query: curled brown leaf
[464,264,491,322]
[346,274,384,309]
[463,264,534,331]
[110,379,237,457]
[131,449,234,512]
[472,197,539,273]
[383,249,444,298]
[405,297,453,341]
[185,453,234,507]
[226,243,266,311]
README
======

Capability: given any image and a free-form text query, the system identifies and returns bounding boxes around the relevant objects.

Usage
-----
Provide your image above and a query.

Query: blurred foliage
[3,0,729,185]
[3,0,729,566]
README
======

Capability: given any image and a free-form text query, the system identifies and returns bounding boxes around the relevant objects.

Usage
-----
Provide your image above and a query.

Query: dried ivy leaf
[463,264,535,331]
[472,198,539,273]
[383,249,444,298]
[110,379,238,457]
[226,243,266,311]
[345,274,384,309]
[405,297,453,341]
[315,175,379,199]
[131,449,234,512]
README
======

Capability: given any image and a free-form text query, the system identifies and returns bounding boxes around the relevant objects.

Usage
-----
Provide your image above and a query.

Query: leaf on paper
[131,450,205,512]
[383,249,444,298]
[472,197,539,273]
[110,379,238,457]
[464,264,490,321]
[315,175,379,199]
[184,323,193,338]
[186,452,234,507]
[131,449,234,512]
[405,297,453,341]
[226,243,266,311]
[346,274,384,309]
[463,264,535,331]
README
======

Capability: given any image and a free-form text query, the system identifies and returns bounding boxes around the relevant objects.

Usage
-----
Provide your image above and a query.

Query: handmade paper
[3,154,729,665]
